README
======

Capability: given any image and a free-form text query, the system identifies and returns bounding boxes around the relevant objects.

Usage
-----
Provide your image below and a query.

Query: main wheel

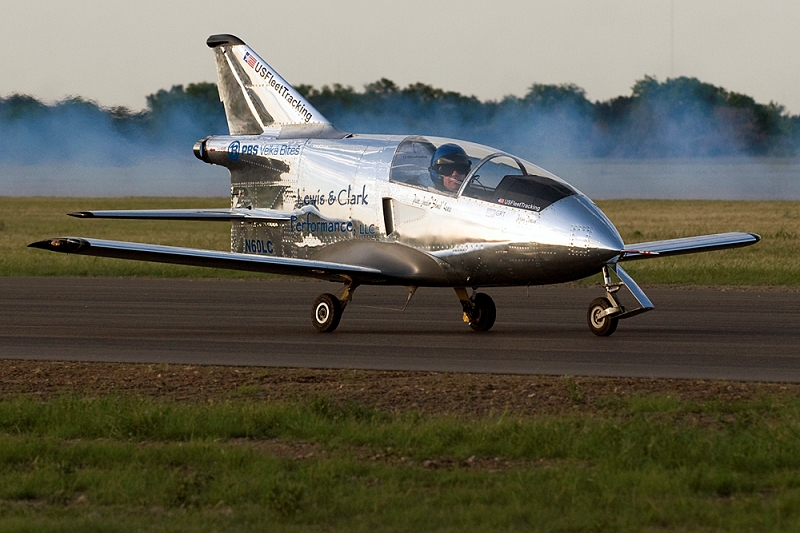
[468,293,496,332]
[587,297,619,337]
[312,293,343,333]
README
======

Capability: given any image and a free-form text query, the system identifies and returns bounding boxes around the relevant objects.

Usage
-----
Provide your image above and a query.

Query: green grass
[0,197,266,278]
[2,197,798,285]
[597,199,800,286]
[2,393,800,531]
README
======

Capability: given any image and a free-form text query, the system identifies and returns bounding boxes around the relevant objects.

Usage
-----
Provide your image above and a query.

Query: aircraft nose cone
[579,197,625,252]
[540,194,624,259]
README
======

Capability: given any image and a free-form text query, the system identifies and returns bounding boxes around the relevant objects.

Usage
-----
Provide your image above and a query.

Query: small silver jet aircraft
[30,34,760,335]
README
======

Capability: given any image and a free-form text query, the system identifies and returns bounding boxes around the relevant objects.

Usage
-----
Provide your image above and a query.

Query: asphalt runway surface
[1,278,798,382]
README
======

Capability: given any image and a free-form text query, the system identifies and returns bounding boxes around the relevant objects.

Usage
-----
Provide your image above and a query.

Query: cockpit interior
[389,136,578,212]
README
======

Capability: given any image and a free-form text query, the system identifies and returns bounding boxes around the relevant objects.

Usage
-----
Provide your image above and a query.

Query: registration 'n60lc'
[30,34,760,335]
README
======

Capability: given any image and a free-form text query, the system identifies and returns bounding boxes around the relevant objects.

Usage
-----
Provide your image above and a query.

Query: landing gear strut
[455,287,496,332]
[587,266,623,336]
[587,264,654,337]
[312,282,358,333]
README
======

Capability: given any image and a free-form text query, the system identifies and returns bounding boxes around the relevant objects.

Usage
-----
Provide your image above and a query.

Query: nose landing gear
[587,264,654,337]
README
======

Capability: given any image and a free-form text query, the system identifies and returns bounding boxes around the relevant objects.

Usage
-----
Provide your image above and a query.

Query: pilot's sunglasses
[434,163,470,176]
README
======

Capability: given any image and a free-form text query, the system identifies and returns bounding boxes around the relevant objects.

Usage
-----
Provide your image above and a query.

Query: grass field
[0,197,248,279]
[1,197,798,285]
[3,377,800,532]
[599,199,800,286]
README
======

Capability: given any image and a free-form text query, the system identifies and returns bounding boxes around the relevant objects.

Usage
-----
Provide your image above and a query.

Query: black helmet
[429,143,471,184]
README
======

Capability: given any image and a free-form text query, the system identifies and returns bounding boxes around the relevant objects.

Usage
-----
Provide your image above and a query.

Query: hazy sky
[3,0,799,113]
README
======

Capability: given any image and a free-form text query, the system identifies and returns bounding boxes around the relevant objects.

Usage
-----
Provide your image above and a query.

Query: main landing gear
[312,283,497,333]
[312,282,358,333]
[455,287,496,332]
[587,264,654,337]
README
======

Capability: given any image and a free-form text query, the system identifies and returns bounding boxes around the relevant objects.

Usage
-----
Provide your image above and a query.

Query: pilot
[429,143,471,192]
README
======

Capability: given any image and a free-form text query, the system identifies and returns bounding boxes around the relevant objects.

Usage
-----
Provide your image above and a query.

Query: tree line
[1,76,798,164]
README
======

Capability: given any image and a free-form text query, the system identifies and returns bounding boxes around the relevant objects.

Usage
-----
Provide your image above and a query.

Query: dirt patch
[2,359,798,417]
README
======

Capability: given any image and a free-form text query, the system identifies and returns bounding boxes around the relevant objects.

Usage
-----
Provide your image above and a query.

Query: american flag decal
[244,52,257,68]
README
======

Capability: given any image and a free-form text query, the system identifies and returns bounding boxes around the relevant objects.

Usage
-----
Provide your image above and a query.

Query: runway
[1,278,797,382]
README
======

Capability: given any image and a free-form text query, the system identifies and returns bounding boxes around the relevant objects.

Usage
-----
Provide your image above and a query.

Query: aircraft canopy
[389,136,579,212]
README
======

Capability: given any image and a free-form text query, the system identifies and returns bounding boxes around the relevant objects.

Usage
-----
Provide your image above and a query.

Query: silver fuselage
[196,133,624,287]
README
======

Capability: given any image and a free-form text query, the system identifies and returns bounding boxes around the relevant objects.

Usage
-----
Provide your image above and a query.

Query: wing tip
[28,238,90,253]
[68,211,94,218]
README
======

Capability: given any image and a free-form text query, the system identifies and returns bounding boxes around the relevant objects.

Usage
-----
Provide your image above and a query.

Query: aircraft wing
[28,237,382,282]
[619,232,760,261]
[68,208,292,222]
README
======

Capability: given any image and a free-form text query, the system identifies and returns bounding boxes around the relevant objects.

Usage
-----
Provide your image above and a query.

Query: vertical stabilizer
[206,34,331,135]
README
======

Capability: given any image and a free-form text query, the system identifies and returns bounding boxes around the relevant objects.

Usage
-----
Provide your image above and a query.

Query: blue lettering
[244,238,274,255]
[228,140,240,161]
[337,187,349,205]
[299,191,325,206]
[335,185,370,206]
[252,143,300,157]
[288,214,356,235]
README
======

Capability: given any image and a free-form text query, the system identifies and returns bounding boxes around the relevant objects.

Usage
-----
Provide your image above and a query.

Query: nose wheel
[586,264,655,336]
[587,297,619,336]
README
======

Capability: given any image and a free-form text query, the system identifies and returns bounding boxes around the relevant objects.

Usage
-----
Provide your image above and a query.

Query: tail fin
[206,34,333,135]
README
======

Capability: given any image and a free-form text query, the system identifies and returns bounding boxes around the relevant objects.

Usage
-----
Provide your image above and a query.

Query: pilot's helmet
[429,143,471,186]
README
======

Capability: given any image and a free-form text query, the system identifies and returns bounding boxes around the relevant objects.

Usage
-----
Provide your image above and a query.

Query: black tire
[587,297,619,337]
[312,293,343,333]
[469,292,496,332]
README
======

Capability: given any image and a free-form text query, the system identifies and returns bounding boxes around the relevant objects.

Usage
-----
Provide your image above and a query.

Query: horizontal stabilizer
[28,237,382,282]
[619,232,760,261]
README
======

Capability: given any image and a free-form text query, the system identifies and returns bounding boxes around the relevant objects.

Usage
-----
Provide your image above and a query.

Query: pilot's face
[442,169,466,191]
